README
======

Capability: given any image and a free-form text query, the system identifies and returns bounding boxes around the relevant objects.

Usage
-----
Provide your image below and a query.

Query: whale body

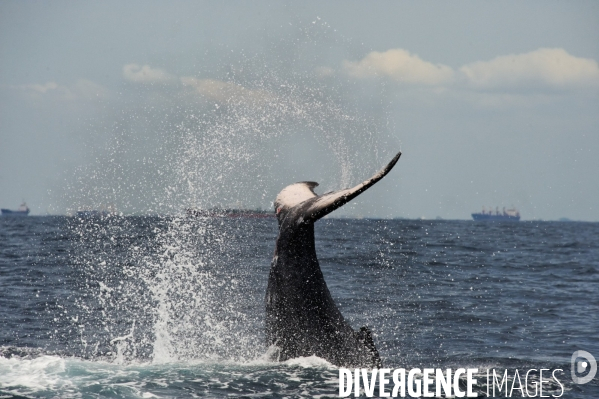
[265,152,401,367]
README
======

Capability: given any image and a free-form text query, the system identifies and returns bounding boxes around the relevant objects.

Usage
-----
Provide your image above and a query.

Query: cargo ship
[1,202,30,216]
[472,206,520,221]
[75,204,117,218]
[186,208,275,219]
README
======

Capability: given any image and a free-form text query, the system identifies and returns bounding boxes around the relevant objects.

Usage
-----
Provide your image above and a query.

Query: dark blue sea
[0,216,597,398]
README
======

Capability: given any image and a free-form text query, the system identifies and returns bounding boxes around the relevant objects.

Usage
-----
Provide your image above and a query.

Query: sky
[1,1,598,220]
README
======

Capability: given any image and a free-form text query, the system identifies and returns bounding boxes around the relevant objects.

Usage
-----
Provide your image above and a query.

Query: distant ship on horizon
[75,204,118,218]
[1,202,30,216]
[472,206,520,221]
[186,207,275,219]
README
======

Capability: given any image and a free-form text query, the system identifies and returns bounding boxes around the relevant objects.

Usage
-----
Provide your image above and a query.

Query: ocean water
[0,215,597,398]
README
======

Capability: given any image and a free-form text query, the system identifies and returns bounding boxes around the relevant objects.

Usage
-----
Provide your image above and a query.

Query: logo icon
[571,350,597,384]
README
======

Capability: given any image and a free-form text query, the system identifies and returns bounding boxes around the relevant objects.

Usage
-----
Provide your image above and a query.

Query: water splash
[60,23,395,365]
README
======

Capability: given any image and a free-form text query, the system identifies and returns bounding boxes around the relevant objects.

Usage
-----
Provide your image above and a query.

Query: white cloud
[26,82,60,94]
[180,76,273,105]
[343,48,454,86]
[16,79,108,101]
[314,66,335,78]
[460,48,599,90]
[120,63,273,106]
[72,79,110,99]
[123,64,176,83]
[18,81,75,100]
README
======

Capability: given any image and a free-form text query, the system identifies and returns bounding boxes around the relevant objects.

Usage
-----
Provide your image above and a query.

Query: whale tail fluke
[305,151,401,222]
[356,326,382,368]
[274,152,401,224]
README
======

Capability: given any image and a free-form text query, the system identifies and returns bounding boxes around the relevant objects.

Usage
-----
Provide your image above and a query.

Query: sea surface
[0,215,597,398]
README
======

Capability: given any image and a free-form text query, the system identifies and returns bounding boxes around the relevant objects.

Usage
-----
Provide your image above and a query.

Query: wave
[0,346,339,398]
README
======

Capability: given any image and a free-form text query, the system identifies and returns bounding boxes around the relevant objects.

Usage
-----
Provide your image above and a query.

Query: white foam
[0,355,68,392]
[283,355,335,369]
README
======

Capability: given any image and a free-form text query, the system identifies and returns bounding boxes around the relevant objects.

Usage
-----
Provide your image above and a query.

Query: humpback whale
[265,152,401,368]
